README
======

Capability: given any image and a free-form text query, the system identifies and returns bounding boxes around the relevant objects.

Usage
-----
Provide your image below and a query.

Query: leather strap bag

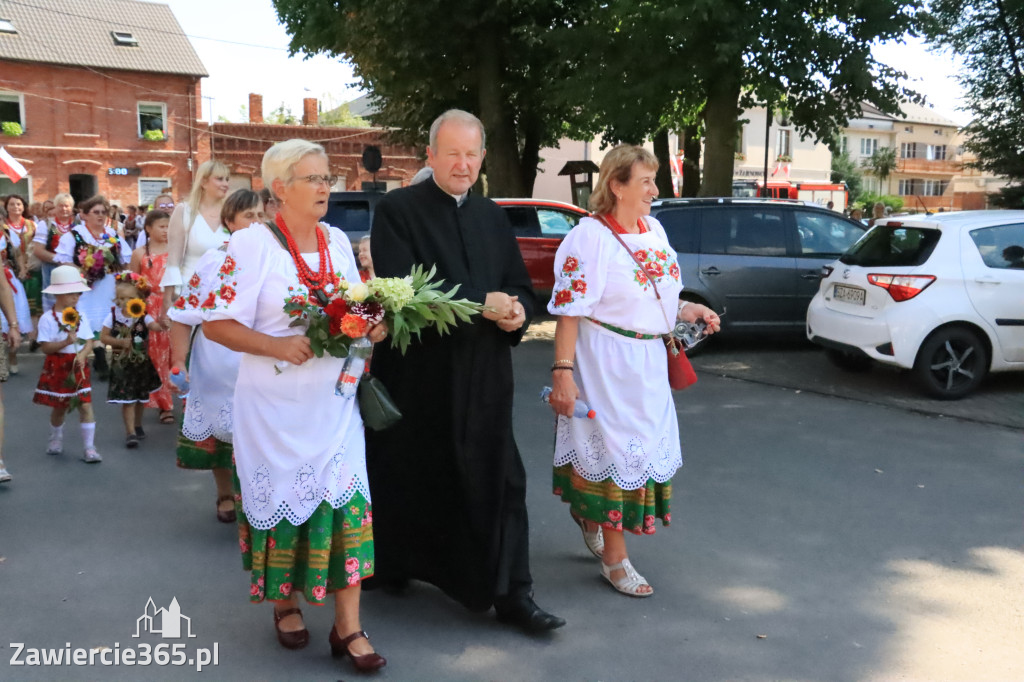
[594,215,697,390]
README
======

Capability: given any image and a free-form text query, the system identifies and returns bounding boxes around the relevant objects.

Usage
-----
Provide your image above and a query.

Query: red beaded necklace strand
[275,213,335,304]
[602,214,648,235]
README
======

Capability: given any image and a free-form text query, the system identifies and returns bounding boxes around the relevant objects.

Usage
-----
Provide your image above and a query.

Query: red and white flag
[0,147,26,183]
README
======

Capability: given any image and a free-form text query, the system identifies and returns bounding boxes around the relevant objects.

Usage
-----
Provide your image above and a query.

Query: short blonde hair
[589,145,659,215]
[262,139,327,198]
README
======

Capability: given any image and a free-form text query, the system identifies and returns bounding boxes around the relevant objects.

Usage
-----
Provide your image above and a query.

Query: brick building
[0,0,209,207]
[210,93,422,192]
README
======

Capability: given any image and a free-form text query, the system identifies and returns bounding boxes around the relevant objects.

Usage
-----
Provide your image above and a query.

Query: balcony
[897,158,961,175]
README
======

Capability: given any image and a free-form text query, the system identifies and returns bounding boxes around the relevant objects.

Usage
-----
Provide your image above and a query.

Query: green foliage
[1,121,22,136]
[854,192,904,213]
[831,150,863,200]
[266,103,298,125]
[319,103,369,128]
[925,0,1024,196]
[864,147,898,182]
[142,129,164,141]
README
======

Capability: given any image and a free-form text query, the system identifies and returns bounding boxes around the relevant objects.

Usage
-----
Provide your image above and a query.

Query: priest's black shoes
[494,595,566,633]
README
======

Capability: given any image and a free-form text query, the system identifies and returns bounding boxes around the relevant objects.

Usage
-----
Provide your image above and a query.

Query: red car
[494,198,590,296]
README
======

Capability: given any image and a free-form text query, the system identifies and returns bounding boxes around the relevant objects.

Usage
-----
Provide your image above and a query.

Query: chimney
[249,93,263,124]
[302,98,318,126]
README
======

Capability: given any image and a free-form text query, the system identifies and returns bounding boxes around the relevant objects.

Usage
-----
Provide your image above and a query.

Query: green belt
[587,317,659,340]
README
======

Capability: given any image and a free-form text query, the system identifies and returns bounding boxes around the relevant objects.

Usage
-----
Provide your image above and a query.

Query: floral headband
[115,271,151,297]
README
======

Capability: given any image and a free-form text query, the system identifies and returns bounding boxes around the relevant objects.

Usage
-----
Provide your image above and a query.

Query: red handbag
[596,215,697,391]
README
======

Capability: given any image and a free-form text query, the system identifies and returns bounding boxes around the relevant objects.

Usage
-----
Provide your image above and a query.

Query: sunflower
[125,298,146,318]
[61,307,79,328]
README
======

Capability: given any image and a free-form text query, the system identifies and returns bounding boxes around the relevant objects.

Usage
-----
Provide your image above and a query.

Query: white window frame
[839,135,848,154]
[927,145,946,161]
[137,101,167,137]
[0,91,26,129]
[900,142,917,159]
[776,129,792,158]
[860,137,878,156]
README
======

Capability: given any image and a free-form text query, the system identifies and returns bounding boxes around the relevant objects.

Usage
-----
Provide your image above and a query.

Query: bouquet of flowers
[76,234,122,285]
[282,265,484,396]
[284,264,483,357]
[112,297,149,366]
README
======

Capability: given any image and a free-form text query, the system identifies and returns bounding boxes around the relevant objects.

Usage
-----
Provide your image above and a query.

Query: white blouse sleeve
[54,231,75,264]
[547,219,610,317]
[33,221,47,245]
[201,227,269,327]
[168,250,226,327]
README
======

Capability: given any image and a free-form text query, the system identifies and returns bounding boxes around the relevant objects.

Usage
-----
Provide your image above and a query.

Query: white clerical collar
[432,177,468,205]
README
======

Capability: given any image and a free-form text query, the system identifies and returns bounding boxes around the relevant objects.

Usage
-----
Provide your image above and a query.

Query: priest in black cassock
[365,110,565,633]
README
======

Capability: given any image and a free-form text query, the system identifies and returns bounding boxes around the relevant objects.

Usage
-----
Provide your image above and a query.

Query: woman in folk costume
[203,140,388,673]
[53,195,132,380]
[168,189,262,523]
[0,194,36,374]
[32,193,75,313]
[546,145,720,597]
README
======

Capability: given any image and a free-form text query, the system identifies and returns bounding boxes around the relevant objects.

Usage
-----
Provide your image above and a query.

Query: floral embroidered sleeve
[167,252,224,327]
[200,228,269,328]
[547,221,608,317]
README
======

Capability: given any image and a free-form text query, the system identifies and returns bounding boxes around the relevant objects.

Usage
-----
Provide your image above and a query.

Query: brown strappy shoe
[273,606,309,650]
[216,495,236,523]
[329,626,386,672]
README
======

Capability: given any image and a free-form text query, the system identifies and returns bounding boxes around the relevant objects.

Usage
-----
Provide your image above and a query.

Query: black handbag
[357,374,402,431]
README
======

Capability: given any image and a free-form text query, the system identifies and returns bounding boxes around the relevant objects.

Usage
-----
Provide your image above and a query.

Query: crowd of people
[0,110,720,675]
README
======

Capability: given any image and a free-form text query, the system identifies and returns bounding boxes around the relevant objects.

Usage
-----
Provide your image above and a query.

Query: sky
[152,0,969,127]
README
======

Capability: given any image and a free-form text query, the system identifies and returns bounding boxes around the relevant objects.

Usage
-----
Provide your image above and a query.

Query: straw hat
[42,265,91,294]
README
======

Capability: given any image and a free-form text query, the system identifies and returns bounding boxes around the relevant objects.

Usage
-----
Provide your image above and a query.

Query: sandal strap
[603,558,650,590]
[273,606,303,621]
[337,630,370,648]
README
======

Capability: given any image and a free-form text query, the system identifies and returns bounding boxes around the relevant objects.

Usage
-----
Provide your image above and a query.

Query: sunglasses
[156,203,174,209]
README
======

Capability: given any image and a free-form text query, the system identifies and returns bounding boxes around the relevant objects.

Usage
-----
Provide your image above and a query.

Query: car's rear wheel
[913,327,988,400]
[826,348,873,373]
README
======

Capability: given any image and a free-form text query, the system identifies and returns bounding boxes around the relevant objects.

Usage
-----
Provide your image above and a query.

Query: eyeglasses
[86,209,108,216]
[295,174,338,186]
[157,203,174,209]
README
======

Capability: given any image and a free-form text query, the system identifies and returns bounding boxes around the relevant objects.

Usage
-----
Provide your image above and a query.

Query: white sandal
[574,516,604,558]
[601,558,653,597]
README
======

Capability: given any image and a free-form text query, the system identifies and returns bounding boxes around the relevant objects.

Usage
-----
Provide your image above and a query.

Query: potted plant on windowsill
[2,122,23,137]
[734,152,746,161]
[776,154,792,163]
[142,129,165,142]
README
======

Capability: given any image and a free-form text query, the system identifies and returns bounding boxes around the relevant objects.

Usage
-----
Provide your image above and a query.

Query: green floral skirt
[176,432,233,470]
[237,492,374,605]
[553,463,671,536]
[23,270,42,316]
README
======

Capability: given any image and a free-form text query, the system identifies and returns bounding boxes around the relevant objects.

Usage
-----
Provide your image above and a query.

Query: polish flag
[0,147,26,183]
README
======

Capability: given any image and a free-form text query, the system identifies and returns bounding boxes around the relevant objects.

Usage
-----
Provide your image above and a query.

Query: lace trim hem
[241,475,372,531]
[553,451,682,491]
[34,387,91,397]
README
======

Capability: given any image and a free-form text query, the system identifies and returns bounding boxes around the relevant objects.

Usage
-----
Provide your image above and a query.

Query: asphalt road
[1,333,1021,682]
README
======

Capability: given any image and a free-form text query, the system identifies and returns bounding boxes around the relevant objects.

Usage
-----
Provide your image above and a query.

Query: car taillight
[867,274,936,301]
[821,265,834,278]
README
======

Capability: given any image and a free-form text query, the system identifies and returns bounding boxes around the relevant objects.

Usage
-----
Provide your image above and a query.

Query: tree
[272,0,594,196]
[319,103,369,128]
[865,147,898,194]
[266,103,298,125]
[830,149,863,202]
[926,0,1024,206]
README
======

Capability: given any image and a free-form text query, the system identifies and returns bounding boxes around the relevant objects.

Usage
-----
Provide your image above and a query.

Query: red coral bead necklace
[275,213,335,305]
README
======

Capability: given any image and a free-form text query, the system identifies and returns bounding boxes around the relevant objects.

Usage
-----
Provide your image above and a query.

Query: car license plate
[833,284,865,305]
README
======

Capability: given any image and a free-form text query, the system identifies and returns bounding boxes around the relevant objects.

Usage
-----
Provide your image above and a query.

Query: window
[898,179,948,196]
[842,227,941,267]
[138,178,171,206]
[137,102,166,137]
[776,129,792,158]
[0,19,16,34]
[904,125,914,133]
[970,224,1024,269]
[502,206,540,238]
[537,209,580,238]
[794,211,866,256]
[112,31,138,47]
[927,145,946,161]
[860,138,878,156]
[657,208,700,254]
[702,208,787,257]
[934,129,943,135]
[839,136,848,154]
[901,142,918,159]
[0,92,24,132]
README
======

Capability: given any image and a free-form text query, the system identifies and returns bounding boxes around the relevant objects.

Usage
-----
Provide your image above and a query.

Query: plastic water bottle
[335,336,373,398]
[540,386,596,419]
[169,367,189,399]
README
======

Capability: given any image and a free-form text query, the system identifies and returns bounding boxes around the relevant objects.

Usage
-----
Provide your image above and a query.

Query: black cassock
[365,178,536,611]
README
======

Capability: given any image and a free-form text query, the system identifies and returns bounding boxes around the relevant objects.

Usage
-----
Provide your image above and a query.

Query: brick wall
[0,60,209,207]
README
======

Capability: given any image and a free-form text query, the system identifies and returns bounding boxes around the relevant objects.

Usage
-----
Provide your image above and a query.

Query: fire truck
[732,181,848,211]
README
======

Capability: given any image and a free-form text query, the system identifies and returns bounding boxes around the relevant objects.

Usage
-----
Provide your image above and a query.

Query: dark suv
[324,191,385,251]
[649,198,866,332]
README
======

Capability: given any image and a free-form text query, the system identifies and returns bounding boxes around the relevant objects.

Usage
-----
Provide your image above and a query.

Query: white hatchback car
[806,211,1024,399]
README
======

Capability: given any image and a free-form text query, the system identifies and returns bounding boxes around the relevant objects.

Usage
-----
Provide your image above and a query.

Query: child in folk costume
[130,210,174,424]
[99,273,165,448]
[32,266,100,463]
[169,189,262,523]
